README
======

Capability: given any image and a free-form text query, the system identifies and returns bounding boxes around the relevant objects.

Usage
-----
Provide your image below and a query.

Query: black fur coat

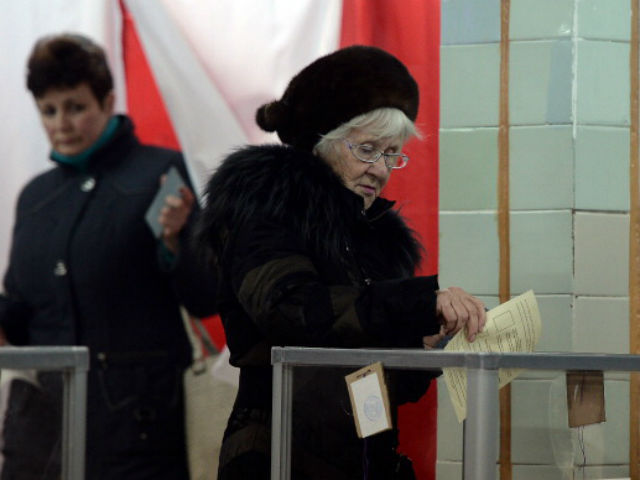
[193,144,441,479]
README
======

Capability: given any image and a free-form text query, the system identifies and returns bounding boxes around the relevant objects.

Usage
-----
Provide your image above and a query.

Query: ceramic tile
[576,40,630,125]
[437,377,463,461]
[578,465,630,478]
[574,212,630,296]
[575,126,630,211]
[436,460,462,479]
[501,301,566,380]
[512,377,573,464]
[510,126,573,210]
[536,295,573,352]
[440,44,500,128]
[438,212,499,296]
[510,211,573,295]
[573,296,629,353]
[441,0,500,45]
[519,366,567,383]
[510,40,572,125]
[439,128,498,210]
[571,379,629,466]
[518,294,573,379]
[476,295,500,311]
[577,0,631,41]
[512,464,574,479]
[606,370,631,382]
[510,0,574,40]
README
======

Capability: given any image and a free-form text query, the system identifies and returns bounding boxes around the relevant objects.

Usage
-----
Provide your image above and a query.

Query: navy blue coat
[0,116,217,479]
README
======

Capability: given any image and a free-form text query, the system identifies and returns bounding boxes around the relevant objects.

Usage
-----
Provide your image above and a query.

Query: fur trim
[193,144,422,274]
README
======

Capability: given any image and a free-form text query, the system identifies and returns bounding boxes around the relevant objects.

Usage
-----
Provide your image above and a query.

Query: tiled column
[437,0,632,478]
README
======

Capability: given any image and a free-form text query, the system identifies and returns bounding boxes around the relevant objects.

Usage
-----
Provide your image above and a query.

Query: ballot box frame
[271,348,640,480]
[0,346,89,480]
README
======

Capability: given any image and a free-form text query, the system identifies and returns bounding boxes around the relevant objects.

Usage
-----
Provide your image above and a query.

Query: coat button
[80,177,96,192]
[53,260,67,276]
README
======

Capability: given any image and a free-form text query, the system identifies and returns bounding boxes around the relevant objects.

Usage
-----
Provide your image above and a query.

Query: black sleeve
[355,275,441,348]
[1,267,32,345]
[157,156,218,318]
[169,218,218,318]
[229,219,441,348]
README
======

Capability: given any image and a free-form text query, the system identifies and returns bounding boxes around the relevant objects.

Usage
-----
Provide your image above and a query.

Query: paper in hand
[145,166,186,238]
[442,289,542,422]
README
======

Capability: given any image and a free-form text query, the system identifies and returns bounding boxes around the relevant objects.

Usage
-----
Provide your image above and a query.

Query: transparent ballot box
[0,347,88,480]
[271,348,640,480]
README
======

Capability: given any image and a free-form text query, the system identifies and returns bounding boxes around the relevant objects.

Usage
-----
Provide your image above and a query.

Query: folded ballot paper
[145,166,186,238]
[442,289,542,422]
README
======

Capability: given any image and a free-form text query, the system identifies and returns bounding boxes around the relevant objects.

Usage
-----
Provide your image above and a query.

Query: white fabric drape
[0,0,125,279]
[0,0,342,283]
[124,0,342,196]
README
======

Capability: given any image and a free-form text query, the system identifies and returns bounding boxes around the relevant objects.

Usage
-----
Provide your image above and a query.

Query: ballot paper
[442,289,542,422]
[145,166,186,238]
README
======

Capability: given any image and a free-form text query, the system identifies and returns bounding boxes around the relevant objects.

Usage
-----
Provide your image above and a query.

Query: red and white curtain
[0,1,440,477]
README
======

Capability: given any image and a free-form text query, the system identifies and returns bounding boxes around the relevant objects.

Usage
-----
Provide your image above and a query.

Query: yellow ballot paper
[442,289,542,422]
[345,362,392,438]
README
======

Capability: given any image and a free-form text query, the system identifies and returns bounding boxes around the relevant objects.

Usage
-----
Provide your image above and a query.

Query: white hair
[313,107,421,159]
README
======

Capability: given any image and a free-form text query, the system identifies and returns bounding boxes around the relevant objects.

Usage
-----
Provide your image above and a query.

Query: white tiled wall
[574,127,630,211]
[438,212,500,294]
[438,0,632,477]
[574,213,630,296]
[510,211,574,294]
[509,40,573,125]
[439,44,500,127]
[509,127,573,210]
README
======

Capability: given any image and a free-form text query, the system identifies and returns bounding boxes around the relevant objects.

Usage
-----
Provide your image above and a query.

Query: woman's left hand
[159,182,195,254]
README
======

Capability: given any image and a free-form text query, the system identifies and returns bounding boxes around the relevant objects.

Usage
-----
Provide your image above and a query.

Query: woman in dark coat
[0,34,216,479]
[194,45,486,480]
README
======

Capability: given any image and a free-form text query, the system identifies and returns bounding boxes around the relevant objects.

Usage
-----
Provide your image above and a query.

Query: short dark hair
[26,33,113,102]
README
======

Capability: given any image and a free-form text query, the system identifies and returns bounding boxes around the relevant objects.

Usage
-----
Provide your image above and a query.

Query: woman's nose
[53,112,71,130]
[368,157,391,178]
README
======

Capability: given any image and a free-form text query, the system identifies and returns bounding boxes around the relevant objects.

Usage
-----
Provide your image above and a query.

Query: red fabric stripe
[119,0,180,149]
[340,2,441,479]
[340,0,440,277]
[120,5,440,475]
[119,0,225,350]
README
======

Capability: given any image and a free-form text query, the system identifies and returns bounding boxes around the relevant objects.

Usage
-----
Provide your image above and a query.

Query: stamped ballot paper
[145,166,186,238]
[443,289,542,422]
[345,362,392,438]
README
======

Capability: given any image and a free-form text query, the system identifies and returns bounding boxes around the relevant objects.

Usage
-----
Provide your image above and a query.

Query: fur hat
[256,45,419,151]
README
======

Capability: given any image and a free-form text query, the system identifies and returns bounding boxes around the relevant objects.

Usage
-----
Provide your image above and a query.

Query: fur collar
[193,144,421,272]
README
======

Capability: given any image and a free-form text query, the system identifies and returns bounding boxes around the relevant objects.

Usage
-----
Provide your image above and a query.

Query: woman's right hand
[158,177,196,254]
[436,287,486,342]
[423,325,446,349]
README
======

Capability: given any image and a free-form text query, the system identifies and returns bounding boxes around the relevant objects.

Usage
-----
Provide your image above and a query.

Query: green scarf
[50,116,120,171]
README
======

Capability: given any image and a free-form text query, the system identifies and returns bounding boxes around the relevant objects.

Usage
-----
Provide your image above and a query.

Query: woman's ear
[102,90,115,114]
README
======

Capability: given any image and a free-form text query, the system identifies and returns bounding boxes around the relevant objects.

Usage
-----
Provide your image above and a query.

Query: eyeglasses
[344,140,409,169]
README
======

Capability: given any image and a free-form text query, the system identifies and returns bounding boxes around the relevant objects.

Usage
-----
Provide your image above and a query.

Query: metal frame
[0,346,89,480]
[271,347,640,480]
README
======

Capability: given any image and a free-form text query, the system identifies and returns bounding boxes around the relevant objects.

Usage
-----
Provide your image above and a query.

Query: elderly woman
[0,34,216,479]
[194,45,485,480]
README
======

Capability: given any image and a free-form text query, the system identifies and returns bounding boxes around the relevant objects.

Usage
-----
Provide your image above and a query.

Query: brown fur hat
[255,45,419,151]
